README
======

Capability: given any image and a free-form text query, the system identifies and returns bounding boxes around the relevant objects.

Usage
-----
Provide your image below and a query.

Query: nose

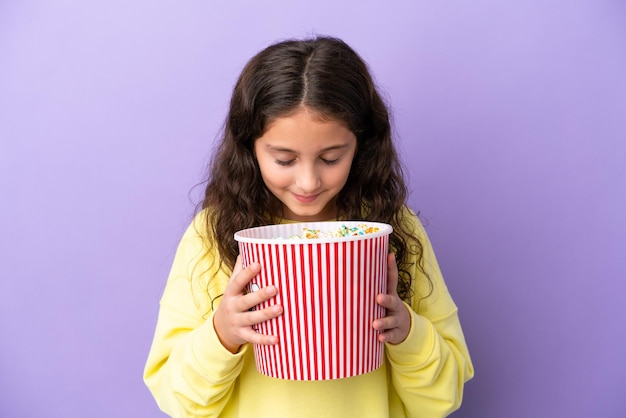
[295,164,321,193]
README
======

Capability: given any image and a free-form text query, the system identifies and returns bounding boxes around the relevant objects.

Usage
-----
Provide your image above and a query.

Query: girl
[144,36,473,417]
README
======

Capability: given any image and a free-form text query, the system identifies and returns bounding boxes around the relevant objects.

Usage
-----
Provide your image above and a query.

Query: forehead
[258,109,356,152]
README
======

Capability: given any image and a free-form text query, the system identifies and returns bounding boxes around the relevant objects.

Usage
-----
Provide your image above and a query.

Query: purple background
[1,1,625,417]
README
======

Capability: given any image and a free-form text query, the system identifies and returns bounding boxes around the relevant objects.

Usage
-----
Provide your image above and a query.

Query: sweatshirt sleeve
[143,215,246,417]
[385,211,474,417]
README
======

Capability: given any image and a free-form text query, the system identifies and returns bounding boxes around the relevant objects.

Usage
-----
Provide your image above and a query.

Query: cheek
[266,173,290,189]
[259,161,289,188]
[330,164,353,188]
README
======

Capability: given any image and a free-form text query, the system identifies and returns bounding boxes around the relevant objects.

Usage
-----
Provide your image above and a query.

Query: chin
[290,213,323,221]
[284,207,322,220]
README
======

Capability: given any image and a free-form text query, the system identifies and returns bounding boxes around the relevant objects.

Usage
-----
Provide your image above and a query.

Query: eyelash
[321,158,340,166]
[275,159,294,166]
[274,158,340,166]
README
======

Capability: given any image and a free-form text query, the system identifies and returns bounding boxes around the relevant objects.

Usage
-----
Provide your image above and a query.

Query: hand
[372,253,411,344]
[213,256,283,353]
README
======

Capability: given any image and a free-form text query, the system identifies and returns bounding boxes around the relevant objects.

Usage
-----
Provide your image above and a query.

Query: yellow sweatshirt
[144,209,473,417]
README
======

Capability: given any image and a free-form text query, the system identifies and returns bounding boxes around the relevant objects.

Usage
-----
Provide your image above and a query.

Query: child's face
[254,109,357,221]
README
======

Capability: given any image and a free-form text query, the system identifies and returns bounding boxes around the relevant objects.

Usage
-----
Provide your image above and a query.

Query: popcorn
[289,224,380,239]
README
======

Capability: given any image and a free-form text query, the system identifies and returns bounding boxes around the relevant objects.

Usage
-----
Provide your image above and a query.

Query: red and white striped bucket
[235,221,392,380]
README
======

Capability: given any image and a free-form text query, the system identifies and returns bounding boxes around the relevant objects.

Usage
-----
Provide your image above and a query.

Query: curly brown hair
[201,36,428,302]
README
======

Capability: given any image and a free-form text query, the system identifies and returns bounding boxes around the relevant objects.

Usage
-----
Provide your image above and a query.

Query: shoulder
[174,209,231,310]
[182,208,215,242]
[396,205,427,239]
[169,209,223,284]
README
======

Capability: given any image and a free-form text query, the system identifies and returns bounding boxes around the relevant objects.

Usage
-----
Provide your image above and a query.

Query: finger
[236,305,283,346]
[241,284,279,311]
[231,255,244,280]
[372,315,398,332]
[377,328,402,344]
[376,293,399,310]
[374,315,404,343]
[226,262,261,296]
[386,253,399,297]
[240,327,279,345]
[246,303,283,325]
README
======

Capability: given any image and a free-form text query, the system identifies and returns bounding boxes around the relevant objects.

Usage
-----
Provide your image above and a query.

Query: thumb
[386,252,399,296]
[231,255,244,281]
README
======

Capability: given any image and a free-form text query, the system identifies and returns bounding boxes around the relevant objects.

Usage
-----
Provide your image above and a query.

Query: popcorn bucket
[234,221,392,380]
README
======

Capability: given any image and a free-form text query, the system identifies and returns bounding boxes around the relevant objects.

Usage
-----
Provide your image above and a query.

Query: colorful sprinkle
[290,224,380,239]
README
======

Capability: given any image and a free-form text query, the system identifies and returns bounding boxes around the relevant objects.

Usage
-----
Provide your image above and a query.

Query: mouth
[292,192,320,203]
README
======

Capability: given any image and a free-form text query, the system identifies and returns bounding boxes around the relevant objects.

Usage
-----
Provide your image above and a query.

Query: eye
[274,159,295,166]
[321,158,340,166]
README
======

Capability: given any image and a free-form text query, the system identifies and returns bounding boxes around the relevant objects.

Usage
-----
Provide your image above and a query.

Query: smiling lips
[292,192,320,203]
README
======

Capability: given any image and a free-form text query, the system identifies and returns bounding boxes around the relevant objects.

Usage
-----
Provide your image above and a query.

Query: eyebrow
[264,143,351,153]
